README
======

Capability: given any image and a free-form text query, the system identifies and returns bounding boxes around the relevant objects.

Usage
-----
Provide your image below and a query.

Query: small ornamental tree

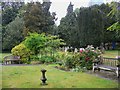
[23,32,65,63]
[23,33,47,55]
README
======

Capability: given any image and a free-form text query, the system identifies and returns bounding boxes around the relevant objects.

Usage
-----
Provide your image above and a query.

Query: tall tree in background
[58,3,117,48]
[77,6,104,47]
[58,2,79,47]
[2,2,24,26]
[1,2,24,51]
[107,2,120,40]
[23,1,56,36]
[2,17,24,51]
[98,3,117,43]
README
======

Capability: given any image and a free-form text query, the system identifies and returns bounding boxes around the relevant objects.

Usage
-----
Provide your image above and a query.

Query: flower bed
[56,45,101,71]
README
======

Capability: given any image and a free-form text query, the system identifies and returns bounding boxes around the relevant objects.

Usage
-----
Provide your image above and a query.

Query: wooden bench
[4,55,21,65]
[92,56,119,78]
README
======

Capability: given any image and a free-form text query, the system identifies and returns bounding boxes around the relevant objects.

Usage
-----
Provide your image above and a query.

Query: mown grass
[2,64,118,88]
[102,50,118,58]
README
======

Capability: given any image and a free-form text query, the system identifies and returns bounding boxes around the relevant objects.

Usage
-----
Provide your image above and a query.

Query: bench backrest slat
[4,55,20,61]
[102,57,118,67]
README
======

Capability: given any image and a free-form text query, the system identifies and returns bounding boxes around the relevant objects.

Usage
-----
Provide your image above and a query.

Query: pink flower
[80,50,83,53]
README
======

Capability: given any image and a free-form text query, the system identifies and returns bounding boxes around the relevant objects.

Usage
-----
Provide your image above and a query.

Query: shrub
[54,51,66,64]
[58,45,101,70]
[30,55,39,61]
[78,45,101,70]
[39,56,55,63]
[64,54,75,68]
[71,66,87,72]
[11,43,31,64]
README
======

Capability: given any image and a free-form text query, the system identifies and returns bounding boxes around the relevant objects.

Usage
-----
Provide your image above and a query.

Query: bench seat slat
[97,65,116,71]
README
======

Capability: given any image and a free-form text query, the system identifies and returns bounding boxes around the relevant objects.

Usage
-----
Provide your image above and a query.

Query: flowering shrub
[11,43,32,64]
[78,45,101,69]
[57,45,101,70]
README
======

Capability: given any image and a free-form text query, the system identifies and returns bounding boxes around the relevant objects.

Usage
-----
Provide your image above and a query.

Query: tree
[2,17,24,51]
[58,3,117,48]
[98,3,117,43]
[107,2,120,40]
[23,1,56,36]
[1,2,25,51]
[77,5,105,47]
[1,2,24,26]
[58,3,79,47]
[23,33,65,56]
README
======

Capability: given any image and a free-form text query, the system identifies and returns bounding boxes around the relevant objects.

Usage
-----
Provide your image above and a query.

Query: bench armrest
[93,59,100,64]
[117,64,120,67]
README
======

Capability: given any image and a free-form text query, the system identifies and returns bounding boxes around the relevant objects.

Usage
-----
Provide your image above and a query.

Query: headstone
[74,48,78,53]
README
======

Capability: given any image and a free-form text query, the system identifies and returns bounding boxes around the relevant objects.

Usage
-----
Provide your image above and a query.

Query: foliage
[1,2,24,26]
[2,2,25,51]
[11,43,31,64]
[58,3,118,47]
[39,56,55,63]
[77,6,104,47]
[64,53,75,68]
[2,2,57,52]
[78,45,101,69]
[24,33,65,55]
[56,46,101,70]
[23,33,47,55]
[98,3,117,43]
[71,66,87,72]
[58,9,78,47]
[2,17,24,51]
[23,32,65,63]
[54,51,67,64]
[107,2,120,39]
[23,2,55,36]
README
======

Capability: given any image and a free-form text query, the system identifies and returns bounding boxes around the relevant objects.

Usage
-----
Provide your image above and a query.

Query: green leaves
[24,33,47,55]
[2,17,24,51]
[11,43,31,63]
[23,33,65,55]
[107,22,120,31]
[107,2,120,40]
[23,2,55,35]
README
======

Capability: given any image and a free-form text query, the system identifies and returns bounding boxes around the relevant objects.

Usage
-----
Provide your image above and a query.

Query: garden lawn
[102,50,118,58]
[2,64,118,88]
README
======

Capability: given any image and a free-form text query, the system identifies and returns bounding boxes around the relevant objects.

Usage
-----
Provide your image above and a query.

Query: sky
[49,0,119,25]
[24,0,119,25]
[50,0,91,25]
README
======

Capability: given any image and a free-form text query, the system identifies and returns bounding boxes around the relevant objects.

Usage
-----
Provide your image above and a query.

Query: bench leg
[116,67,119,78]
[92,66,95,72]
[98,68,100,71]
[92,64,97,72]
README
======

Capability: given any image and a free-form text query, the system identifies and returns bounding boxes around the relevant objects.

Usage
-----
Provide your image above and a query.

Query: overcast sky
[24,0,119,25]
[49,0,119,25]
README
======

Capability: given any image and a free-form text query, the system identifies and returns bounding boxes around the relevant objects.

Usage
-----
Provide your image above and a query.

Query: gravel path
[86,70,118,82]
